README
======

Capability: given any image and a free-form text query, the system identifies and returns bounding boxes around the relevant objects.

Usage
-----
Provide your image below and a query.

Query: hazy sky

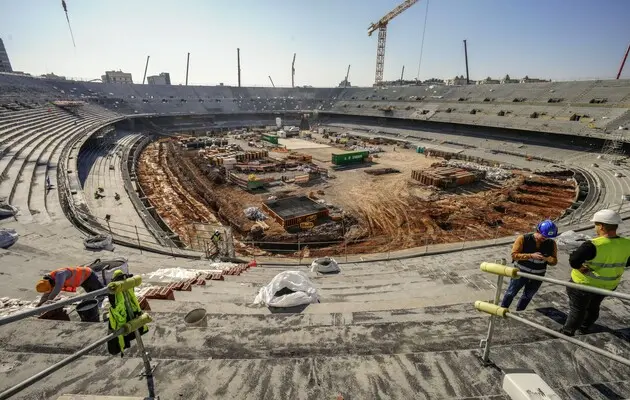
[1,0,629,87]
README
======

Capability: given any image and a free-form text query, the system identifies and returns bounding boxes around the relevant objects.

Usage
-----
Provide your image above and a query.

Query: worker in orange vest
[35,266,104,307]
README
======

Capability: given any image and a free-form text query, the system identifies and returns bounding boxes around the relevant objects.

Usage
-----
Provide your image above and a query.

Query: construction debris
[446,160,513,181]
[365,168,401,176]
[244,207,268,221]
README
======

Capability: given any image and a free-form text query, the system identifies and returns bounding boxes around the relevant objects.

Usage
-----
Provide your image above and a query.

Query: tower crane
[368,0,419,86]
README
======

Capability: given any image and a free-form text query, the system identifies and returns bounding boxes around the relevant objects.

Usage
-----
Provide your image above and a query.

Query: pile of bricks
[141,263,254,303]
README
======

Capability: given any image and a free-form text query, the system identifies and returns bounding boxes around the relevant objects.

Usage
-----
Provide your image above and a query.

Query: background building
[477,77,500,85]
[41,73,66,80]
[147,72,171,85]
[446,75,475,85]
[101,70,133,84]
[0,38,13,73]
[520,75,550,83]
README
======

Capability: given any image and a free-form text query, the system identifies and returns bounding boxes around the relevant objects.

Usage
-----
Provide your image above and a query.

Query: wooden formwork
[412,167,477,188]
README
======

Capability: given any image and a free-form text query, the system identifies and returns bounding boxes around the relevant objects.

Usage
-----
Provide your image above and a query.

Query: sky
[1,0,629,87]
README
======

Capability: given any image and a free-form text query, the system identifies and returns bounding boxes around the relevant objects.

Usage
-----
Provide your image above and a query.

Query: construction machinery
[368,0,419,86]
[268,76,275,88]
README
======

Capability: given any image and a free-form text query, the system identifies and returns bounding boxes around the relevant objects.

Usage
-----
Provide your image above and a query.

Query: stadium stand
[1,72,630,399]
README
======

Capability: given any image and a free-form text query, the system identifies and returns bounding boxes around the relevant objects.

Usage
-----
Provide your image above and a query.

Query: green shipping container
[331,151,369,165]
[247,180,265,190]
[261,134,279,145]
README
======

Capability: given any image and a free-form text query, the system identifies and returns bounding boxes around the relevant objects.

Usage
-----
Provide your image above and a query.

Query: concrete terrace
[0,221,630,399]
[0,75,629,399]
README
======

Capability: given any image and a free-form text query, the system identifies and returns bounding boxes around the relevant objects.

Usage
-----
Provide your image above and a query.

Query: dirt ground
[136,133,577,256]
[137,140,221,248]
[323,145,436,213]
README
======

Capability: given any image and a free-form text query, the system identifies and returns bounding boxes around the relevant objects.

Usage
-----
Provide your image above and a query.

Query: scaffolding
[600,128,627,162]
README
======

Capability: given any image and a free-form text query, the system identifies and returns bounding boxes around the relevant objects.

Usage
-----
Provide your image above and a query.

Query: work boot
[557,327,574,337]
[576,325,592,335]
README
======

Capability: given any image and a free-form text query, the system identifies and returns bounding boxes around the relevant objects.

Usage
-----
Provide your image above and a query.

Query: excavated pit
[137,137,578,257]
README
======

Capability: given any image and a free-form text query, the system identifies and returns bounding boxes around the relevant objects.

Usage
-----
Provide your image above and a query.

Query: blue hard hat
[537,220,558,238]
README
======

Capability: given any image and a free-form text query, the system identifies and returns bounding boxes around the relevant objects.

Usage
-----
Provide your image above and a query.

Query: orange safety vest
[49,267,92,292]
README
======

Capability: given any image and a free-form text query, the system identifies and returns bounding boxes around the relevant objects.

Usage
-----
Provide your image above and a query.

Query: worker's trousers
[500,276,543,311]
[561,281,609,336]
[82,272,106,306]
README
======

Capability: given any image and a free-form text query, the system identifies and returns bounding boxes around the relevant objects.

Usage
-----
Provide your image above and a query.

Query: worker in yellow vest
[560,210,630,336]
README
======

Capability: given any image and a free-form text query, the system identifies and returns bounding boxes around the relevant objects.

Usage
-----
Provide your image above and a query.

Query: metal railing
[475,261,630,368]
[0,276,154,400]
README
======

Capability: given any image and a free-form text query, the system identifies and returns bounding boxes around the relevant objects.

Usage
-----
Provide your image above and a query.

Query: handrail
[480,262,630,301]
[475,301,630,368]
[0,276,154,399]
[476,261,630,367]
[0,275,143,327]
[0,314,152,400]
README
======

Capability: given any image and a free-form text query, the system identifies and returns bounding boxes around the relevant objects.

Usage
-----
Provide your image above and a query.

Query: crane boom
[367,0,419,85]
[368,0,418,36]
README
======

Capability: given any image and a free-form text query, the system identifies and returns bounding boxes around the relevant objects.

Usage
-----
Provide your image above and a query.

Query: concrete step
[560,380,630,400]
[159,286,495,313]
[58,396,148,400]
[147,302,484,329]
[2,300,627,361]
[168,278,495,305]
[2,333,630,400]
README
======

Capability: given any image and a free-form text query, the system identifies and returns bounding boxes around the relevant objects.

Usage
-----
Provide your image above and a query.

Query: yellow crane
[368,0,419,86]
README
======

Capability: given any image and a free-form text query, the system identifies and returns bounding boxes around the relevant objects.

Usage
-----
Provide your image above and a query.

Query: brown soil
[137,137,577,257]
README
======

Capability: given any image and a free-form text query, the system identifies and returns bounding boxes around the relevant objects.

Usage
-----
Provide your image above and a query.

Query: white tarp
[310,257,340,273]
[556,230,591,253]
[253,271,320,308]
[143,264,237,283]
[0,228,18,248]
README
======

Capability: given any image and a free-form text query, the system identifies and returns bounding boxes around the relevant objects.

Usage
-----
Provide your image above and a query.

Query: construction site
[137,126,578,256]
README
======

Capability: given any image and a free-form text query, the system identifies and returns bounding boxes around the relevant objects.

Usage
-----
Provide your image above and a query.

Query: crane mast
[368,0,419,86]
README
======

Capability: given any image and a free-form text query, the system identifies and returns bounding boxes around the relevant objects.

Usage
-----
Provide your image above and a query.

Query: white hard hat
[591,209,623,225]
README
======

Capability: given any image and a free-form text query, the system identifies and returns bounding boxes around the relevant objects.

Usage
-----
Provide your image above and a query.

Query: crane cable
[416,0,430,80]
[61,0,76,48]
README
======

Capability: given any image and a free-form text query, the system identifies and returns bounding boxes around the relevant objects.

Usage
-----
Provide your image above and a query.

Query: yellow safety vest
[107,272,148,356]
[571,236,630,290]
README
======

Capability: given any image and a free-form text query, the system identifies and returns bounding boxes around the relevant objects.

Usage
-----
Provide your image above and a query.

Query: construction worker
[560,210,630,336]
[210,229,222,255]
[35,266,104,307]
[500,219,558,311]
